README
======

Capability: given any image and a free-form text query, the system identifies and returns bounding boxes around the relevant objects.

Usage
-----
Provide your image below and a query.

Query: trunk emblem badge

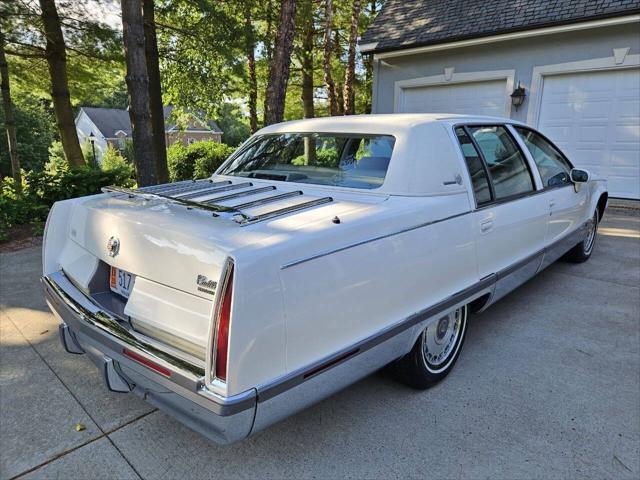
[107,236,120,257]
[196,275,217,295]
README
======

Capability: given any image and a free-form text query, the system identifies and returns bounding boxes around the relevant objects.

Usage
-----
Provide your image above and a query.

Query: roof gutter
[361,13,640,59]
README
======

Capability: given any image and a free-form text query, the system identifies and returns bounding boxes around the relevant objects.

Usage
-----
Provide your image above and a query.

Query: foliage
[101,144,135,177]
[0,140,136,242]
[2,1,124,105]
[44,141,68,174]
[0,94,56,176]
[167,140,235,181]
[156,0,245,120]
[216,103,251,147]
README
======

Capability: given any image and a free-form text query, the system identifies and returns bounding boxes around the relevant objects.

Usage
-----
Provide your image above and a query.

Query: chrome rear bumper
[43,271,256,444]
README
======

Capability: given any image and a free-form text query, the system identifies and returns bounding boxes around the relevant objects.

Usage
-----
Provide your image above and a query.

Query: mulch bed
[0,223,43,253]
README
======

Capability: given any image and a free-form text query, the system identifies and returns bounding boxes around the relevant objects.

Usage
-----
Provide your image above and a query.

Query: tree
[298,0,315,119]
[322,0,338,116]
[143,0,168,183]
[155,1,243,121]
[263,0,297,125]
[2,0,123,169]
[121,0,156,185]
[244,0,258,132]
[39,0,85,168]
[343,0,361,115]
[0,29,21,190]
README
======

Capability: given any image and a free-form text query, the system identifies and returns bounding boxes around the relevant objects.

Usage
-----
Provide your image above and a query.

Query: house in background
[75,105,223,162]
[360,0,640,199]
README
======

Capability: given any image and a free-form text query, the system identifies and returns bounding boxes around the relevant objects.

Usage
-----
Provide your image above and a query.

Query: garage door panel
[578,125,608,142]
[612,150,640,168]
[538,68,640,199]
[581,101,612,119]
[399,79,507,116]
[615,124,640,143]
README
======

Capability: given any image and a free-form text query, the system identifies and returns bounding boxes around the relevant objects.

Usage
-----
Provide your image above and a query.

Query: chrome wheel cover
[583,211,598,255]
[422,306,467,374]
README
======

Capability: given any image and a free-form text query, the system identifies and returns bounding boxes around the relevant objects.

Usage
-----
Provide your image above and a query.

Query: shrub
[101,145,135,180]
[167,140,235,181]
[44,141,69,175]
[0,155,135,242]
[0,178,48,242]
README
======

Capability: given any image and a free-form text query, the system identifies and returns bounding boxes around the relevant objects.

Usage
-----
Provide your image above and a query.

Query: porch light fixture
[510,82,526,111]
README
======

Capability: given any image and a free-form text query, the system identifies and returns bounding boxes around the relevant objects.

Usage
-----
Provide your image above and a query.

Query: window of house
[514,127,572,187]
[467,126,535,200]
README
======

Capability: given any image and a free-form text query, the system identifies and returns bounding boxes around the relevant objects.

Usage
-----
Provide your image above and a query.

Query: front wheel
[564,209,599,263]
[389,305,468,389]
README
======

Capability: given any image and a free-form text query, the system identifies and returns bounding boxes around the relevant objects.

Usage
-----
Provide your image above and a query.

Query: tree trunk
[363,1,377,114]
[322,0,337,116]
[39,0,85,169]
[299,0,315,119]
[143,0,168,183]
[0,31,21,192]
[263,0,297,126]
[121,0,157,186]
[334,31,344,115]
[244,1,258,133]
[343,0,361,115]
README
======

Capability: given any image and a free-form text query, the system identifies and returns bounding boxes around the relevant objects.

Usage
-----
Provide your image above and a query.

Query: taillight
[215,261,234,382]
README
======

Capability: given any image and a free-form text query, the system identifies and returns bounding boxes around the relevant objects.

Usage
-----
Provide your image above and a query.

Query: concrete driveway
[1,209,639,480]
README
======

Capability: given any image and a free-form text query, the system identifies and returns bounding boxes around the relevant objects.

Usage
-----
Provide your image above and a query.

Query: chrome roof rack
[102,179,333,226]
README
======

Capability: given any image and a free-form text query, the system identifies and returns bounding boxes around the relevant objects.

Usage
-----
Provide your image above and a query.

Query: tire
[389,305,468,389]
[563,209,599,263]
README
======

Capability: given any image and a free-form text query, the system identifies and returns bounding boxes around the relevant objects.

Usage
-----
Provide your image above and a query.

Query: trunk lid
[60,177,387,362]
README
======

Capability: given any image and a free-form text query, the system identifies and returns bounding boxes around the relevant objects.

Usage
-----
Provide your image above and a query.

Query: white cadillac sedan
[42,114,608,444]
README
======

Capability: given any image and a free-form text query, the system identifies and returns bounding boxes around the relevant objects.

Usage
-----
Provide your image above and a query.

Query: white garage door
[537,68,640,199]
[397,79,509,117]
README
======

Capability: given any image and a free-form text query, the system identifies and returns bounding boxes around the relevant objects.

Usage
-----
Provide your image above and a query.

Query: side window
[455,127,492,206]
[468,126,534,200]
[514,127,572,187]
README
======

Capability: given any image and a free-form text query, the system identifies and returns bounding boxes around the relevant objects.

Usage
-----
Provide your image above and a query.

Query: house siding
[75,110,108,160]
[372,23,640,123]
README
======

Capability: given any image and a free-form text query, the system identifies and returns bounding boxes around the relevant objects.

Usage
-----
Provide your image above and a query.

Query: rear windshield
[218,133,396,189]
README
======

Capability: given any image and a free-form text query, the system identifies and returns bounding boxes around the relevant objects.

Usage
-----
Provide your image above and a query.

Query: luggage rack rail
[102,179,333,226]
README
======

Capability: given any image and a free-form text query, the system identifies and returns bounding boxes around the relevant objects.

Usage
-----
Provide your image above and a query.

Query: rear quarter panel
[278,194,477,374]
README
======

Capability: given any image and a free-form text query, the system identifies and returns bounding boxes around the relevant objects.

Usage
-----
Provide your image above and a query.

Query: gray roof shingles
[360,0,640,54]
[80,105,222,138]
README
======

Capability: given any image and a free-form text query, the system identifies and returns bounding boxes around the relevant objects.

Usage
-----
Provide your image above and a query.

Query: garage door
[537,68,640,199]
[397,79,509,117]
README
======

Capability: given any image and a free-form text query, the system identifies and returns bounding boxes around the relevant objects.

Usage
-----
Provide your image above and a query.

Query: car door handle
[480,220,493,233]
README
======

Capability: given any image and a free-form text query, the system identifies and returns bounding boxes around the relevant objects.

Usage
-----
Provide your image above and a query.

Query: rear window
[218,133,396,189]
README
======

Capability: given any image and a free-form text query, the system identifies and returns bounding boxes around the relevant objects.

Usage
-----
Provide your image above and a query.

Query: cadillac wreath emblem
[107,236,120,257]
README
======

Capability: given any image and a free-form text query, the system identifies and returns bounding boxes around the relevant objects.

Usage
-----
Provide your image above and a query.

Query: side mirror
[570,168,590,183]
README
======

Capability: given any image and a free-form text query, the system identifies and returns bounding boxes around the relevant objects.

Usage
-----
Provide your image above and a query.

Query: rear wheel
[390,305,468,389]
[564,209,599,263]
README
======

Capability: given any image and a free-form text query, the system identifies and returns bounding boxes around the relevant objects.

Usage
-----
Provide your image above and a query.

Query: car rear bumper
[42,271,256,445]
